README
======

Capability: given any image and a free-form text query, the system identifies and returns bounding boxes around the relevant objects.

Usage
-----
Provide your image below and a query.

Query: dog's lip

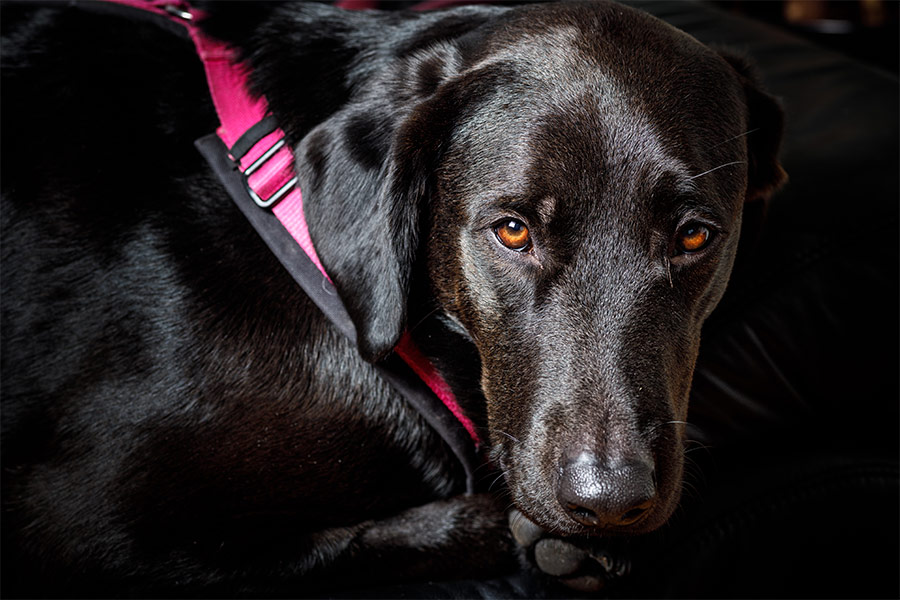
[510,503,659,540]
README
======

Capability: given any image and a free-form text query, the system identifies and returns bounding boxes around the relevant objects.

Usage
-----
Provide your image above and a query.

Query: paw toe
[534,538,587,577]
[508,509,543,547]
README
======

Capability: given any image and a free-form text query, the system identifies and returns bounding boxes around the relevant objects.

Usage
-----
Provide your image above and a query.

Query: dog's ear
[718,50,788,203]
[296,43,464,363]
[200,3,494,361]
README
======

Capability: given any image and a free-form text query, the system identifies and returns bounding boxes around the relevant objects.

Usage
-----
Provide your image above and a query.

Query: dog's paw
[508,509,630,593]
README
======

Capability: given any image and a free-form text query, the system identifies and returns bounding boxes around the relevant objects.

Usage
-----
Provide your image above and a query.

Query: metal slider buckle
[163,3,194,21]
[241,137,298,209]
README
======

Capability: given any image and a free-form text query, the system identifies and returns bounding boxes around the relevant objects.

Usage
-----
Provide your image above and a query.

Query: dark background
[712,0,899,73]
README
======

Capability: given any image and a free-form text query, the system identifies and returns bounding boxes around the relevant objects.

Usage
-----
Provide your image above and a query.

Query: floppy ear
[295,44,463,363]
[719,51,788,203]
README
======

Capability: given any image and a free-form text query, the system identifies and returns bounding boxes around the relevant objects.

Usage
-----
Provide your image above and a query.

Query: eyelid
[474,203,530,229]
[673,208,726,232]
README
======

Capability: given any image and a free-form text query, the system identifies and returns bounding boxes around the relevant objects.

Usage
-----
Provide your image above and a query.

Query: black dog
[1,1,785,595]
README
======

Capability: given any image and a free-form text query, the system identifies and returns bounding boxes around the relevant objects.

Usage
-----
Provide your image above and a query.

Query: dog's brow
[537,196,557,224]
[648,171,710,214]
[488,196,540,219]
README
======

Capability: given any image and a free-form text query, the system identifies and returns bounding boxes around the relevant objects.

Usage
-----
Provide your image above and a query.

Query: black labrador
[0,0,785,596]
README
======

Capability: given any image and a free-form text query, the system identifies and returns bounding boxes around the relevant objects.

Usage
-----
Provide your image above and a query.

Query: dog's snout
[556,452,656,529]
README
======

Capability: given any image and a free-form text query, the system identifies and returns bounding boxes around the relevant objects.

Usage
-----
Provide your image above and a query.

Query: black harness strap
[196,134,480,493]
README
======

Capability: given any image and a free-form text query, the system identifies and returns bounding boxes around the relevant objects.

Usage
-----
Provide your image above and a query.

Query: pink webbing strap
[395,333,480,443]
[185,13,328,276]
[110,0,481,447]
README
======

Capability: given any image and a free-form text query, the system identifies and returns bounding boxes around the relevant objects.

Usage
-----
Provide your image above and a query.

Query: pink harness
[92,0,481,489]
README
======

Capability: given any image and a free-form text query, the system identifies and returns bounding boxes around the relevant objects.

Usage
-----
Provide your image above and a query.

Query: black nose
[557,452,656,528]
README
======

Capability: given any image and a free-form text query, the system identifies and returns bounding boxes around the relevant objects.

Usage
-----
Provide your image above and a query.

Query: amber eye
[494,219,531,251]
[676,223,712,254]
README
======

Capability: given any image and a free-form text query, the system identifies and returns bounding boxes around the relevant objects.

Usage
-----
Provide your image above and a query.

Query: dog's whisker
[473,460,495,473]
[687,160,746,180]
[710,127,759,149]
[487,470,509,492]
[683,440,714,456]
[473,462,499,480]
[406,306,442,333]
[495,430,521,444]
[683,437,710,446]
[645,419,690,439]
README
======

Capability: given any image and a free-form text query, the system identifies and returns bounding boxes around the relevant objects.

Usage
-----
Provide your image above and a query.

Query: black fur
[1,1,785,596]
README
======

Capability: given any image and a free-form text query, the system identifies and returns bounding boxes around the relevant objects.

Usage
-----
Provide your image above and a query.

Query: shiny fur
[1,1,784,596]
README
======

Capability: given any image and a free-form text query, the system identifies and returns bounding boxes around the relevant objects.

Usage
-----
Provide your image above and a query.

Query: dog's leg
[135,494,518,595]
[297,494,516,586]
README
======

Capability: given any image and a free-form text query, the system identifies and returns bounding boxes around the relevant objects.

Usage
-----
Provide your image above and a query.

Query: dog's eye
[675,223,712,254]
[494,219,531,251]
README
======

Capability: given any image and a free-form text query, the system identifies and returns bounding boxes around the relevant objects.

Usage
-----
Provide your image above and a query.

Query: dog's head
[214,1,785,536]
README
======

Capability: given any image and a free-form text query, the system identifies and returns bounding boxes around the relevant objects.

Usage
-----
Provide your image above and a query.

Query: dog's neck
[406,291,489,447]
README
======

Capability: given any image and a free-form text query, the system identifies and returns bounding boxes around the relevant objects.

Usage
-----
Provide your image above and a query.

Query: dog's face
[282,2,785,536]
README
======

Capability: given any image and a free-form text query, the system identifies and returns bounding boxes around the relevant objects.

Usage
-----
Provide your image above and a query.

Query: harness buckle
[240,137,298,210]
[163,3,194,21]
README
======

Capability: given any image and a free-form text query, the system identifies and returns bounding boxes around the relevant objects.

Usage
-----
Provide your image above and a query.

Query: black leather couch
[336,1,899,598]
[632,2,898,597]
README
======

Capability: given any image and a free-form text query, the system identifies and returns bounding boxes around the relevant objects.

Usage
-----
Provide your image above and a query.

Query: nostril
[618,498,654,526]
[563,496,654,528]
[566,503,602,527]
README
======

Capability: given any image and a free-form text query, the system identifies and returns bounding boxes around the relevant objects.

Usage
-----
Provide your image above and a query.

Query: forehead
[444,3,749,209]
